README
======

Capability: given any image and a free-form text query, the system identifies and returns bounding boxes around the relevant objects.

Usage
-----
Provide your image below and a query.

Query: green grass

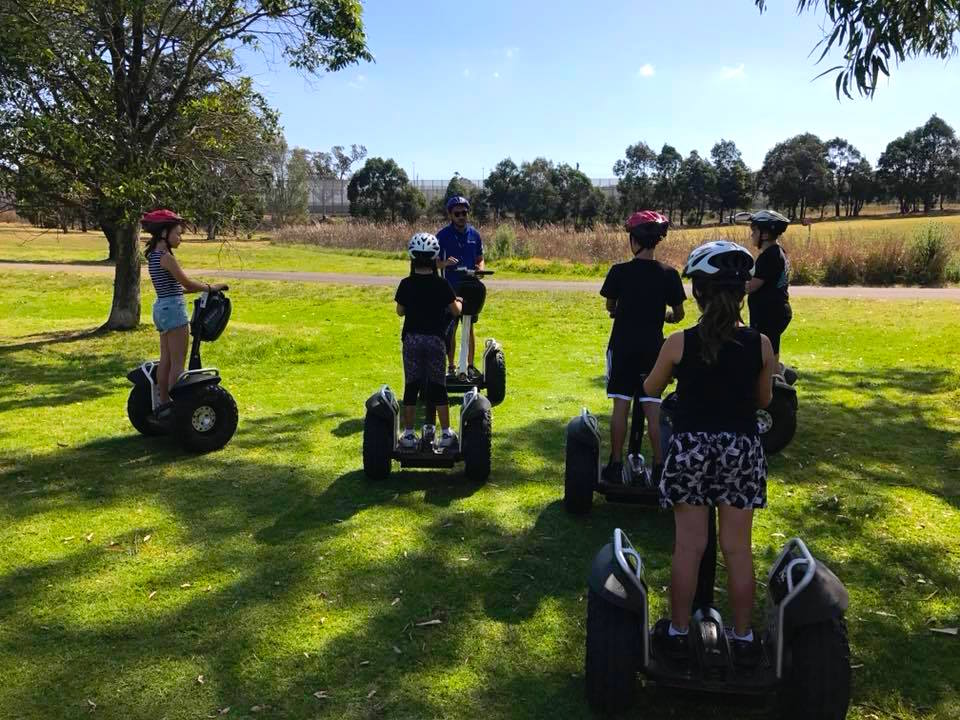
[1,270,959,719]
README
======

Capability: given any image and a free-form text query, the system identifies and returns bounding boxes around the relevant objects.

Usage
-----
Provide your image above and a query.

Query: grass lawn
[1,270,959,719]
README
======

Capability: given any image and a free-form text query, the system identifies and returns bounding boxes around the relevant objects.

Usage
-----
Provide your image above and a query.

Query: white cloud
[492,71,500,79]
[347,73,367,89]
[462,68,471,78]
[637,63,655,78]
[505,47,518,59]
[719,63,745,80]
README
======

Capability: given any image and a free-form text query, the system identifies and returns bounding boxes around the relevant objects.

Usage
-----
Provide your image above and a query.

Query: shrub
[906,224,950,286]
[945,256,960,284]
[822,244,862,285]
[489,224,517,260]
[861,237,906,286]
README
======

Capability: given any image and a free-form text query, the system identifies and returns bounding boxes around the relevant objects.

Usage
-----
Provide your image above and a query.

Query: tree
[468,187,491,225]
[825,138,861,217]
[515,158,560,227]
[847,158,876,216]
[653,144,683,221]
[0,0,371,329]
[758,134,832,220]
[348,157,425,222]
[878,115,960,212]
[755,0,960,98]
[710,140,752,223]
[676,151,716,226]
[173,78,279,240]
[484,159,520,220]
[550,163,595,228]
[613,141,657,212]
[266,139,312,225]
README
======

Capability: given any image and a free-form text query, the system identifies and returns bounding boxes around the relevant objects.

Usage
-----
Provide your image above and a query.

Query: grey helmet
[683,241,754,284]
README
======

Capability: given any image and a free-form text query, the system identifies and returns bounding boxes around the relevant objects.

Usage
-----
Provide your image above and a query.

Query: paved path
[3,261,960,299]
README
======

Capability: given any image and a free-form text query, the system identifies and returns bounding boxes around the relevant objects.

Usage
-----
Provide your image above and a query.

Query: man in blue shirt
[436,195,485,375]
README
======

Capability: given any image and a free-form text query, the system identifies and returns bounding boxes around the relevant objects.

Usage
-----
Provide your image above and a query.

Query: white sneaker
[437,429,458,449]
[399,430,418,450]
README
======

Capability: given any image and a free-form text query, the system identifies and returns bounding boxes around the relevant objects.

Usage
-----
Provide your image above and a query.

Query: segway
[126,289,238,453]
[564,391,665,515]
[585,528,851,719]
[760,373,798,454]
[362,385,492,482]
[445,269,506,406]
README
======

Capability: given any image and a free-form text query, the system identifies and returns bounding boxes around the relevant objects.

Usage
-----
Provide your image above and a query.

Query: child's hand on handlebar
[439,257,459,268]
[210,283,228,292]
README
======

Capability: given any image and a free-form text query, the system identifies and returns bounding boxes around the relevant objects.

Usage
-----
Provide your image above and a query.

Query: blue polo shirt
[436,223,484,288]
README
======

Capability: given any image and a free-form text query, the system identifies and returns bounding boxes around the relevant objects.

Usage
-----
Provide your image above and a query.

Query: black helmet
[735,209,789,237]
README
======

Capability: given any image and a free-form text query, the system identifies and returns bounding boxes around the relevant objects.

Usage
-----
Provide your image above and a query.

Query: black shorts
[751,311,791,354]
[606,345,660,401]
[659,431,767,509]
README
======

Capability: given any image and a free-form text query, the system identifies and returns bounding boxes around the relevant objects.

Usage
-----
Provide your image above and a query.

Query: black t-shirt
[600,258,686,353]
[673,326,763,435]
[748,244,791,321]
[395,273,457,339]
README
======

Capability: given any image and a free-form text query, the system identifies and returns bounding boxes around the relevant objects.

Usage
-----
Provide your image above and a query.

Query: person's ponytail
[693,279,745,364]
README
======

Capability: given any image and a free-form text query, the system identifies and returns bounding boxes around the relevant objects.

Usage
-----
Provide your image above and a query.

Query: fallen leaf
[84,533,94,542]
[392,645,402,654]
[273,581,280,586]
[367,689,377,699]
[303,652,310,659]
[107,540,119,547]
[148,591,157,600]
[180,582,192,589]
[197,674,205,684]
[312,690,330,700]
[930,627,959,636]
[359,660,370,666]
[251,705,268,712]
[217,708,230,715]
[870,610,898,618]
[415,619,442,627]
[86,698,97,711]
[204,586,212,592]
[771,532,786,539]
[62,536,75,543]
[143,534,151,543]
[482,548,506,556]
[390,597,400,606]
[851,663,865,669]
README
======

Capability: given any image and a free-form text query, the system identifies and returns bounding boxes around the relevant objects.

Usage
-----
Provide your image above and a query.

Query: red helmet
[625,210,669,249]
[141,209,186,228]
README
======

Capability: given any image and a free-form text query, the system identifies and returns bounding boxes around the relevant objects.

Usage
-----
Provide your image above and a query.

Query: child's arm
[396,303,405,317]
[605,298,617,317]
[448,298,462,317]
[642,331,683,398]
[755,335,775,408]
[746,277,765,293]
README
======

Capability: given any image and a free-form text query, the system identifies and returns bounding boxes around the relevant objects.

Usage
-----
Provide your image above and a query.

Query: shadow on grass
[0,257,113,267]
[1,367,959,718]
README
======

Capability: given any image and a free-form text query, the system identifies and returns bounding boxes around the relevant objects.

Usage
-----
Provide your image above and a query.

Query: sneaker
[438,429,458,450]
[601,460,624,485]
[653,619,690,663]
[725,627,763,667]
[447,365,457,377]
[467,364,481,379]
[153,401,175,420]
[398,430,418,450]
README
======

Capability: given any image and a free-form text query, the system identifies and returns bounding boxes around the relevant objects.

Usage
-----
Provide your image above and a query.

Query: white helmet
[683,241,754,284]
[408,232,440,260]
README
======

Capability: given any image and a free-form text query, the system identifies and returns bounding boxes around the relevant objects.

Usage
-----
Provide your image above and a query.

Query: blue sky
[238,0,960,180]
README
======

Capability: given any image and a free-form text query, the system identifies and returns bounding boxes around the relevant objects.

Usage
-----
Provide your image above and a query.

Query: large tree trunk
[102,219,119,262]
[104,223,141,330]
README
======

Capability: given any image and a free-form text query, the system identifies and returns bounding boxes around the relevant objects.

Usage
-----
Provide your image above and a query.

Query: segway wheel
[563,438,595,515]
[462,408,492,483]
[778,617,851,720]
[127,383,163,436]
[585,589,641,714]
[484,347,506,406]
[175,384,238,453]
[362,411,393,481]
[758,387,797,455]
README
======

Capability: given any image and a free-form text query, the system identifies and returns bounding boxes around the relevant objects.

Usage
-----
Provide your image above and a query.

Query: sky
[237,0,960,181]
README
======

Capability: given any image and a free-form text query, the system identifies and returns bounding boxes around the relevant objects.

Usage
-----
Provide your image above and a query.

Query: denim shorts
[152,295,189,333]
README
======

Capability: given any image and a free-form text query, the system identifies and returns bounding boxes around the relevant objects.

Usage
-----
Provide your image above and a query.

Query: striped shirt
[147,249,184,298]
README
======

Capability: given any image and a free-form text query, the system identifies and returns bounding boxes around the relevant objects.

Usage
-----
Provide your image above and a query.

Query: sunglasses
[452,210,468,218]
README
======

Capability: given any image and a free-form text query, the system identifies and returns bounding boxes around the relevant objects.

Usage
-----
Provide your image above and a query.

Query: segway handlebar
[461,269,494,278]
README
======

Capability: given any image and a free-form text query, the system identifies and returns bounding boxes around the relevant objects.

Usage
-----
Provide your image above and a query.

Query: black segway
[126,290,238,452]
[362,385,492,482]
[444,269,506,406]
[761,371,798,455]
[585,528,851,719]
[564,391,665,515]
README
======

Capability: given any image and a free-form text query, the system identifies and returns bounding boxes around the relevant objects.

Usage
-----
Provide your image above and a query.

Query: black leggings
[403,380,448,407]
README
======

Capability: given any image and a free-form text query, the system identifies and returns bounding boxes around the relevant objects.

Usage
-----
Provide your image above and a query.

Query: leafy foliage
[756,0,960,97]
[347,157,425,222]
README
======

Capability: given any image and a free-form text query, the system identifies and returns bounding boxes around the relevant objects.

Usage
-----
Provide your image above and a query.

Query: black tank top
[672,326,763,435]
